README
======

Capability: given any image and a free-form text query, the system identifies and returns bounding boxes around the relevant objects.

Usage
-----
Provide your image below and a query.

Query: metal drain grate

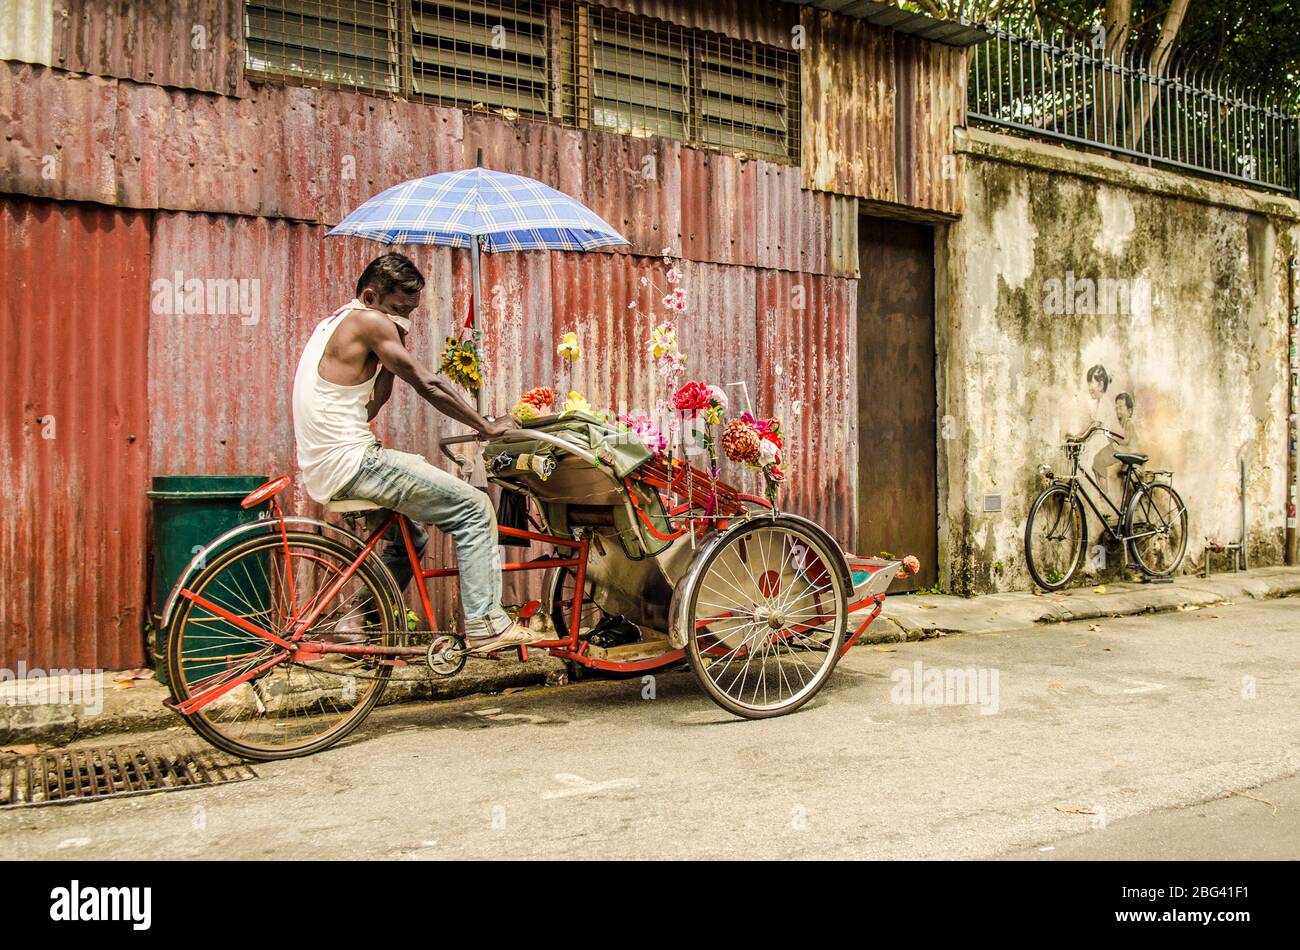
[0,743,257,809]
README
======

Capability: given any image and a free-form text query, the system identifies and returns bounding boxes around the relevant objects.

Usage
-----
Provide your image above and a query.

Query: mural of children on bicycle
[1067,364,1145,544]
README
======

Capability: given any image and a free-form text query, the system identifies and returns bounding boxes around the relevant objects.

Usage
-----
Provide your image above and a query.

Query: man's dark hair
[1086,364,1111,391]
[356,252,425,298]
[1115,392,1134,412]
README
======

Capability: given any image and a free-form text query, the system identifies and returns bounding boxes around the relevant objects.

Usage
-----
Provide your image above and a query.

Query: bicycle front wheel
[1125,482,1188,576]
[166,531,399,761]
[684,518,848,719]
[1024,483,1087,590]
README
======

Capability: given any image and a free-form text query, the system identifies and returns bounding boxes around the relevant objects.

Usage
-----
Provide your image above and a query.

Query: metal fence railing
[968,22,1300,195]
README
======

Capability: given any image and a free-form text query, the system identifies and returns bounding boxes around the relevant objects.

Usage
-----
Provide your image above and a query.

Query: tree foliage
[896,1,1299,107]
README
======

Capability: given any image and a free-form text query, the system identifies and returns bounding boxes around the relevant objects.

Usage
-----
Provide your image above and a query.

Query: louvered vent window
[244,1,800,164]
[245,1,400,93]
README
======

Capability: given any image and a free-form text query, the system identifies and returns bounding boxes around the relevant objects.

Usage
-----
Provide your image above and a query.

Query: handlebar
[438,433,482,466]
[1065,423,1118,445]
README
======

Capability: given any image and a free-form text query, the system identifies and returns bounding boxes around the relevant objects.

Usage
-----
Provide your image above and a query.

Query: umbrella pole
[470,235,484,414]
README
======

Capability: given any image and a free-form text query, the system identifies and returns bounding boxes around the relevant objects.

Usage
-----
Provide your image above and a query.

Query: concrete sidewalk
[4,565,1298,747]
[868,564,1300,641]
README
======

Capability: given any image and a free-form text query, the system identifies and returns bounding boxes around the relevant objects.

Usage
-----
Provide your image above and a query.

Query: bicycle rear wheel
[1125,482,1188,576]
[166,531,399,761]
[1024,483,1087,590]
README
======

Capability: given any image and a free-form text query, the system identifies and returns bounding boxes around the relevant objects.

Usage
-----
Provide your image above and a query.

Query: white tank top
[292,300,380,503]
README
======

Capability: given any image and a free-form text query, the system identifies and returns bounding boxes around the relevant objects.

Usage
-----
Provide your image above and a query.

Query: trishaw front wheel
[684,520,848,719]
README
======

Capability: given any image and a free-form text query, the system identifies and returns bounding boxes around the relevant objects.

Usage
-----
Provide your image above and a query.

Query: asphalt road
[3,598,1298,860]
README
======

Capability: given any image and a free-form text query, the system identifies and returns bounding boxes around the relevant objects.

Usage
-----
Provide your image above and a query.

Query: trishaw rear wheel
[165,532,398,761]
[684,519,848,718]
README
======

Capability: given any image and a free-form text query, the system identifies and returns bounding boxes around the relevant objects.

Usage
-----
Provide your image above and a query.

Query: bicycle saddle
[1114,452,1148,466]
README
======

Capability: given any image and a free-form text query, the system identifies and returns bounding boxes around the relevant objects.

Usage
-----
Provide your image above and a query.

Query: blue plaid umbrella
[328,165,627,410]
[326,166,630,252]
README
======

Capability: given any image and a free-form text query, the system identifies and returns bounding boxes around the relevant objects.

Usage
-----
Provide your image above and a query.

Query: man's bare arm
[357,313,514,436]
[367,368,394,421]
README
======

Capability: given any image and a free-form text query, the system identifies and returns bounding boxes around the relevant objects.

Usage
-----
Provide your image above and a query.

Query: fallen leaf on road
[917,604,939,610]
[919,629,947,640]
[1087,623,1102,631]
[1056,805,1096,815]
[0,744,38,755]
[1230,790,1278,816]
[1092,585,1107,594]
[1048,683,1065,689]
[1102,647,1112,652]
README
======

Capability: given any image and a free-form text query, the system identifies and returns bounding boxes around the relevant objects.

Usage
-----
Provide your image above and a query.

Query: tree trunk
[1133,0,1190,150]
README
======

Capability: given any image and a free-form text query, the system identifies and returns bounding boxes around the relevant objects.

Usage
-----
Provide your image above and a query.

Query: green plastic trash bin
[148,475,270,686]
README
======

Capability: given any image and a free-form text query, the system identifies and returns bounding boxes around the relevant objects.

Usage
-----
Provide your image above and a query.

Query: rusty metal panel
[596,0,800,48]
[800,6,895,204]
[319,92,466,226]
[829,193,859,277]
[754,158,831,274]
[0,62,120,205]
[855,216,937,588]
[755,268,857,545]
[55,0,244,97]
[0,0,55,65]
[0,198,152,672]
[680,147,756,267]
[582,127,681,258]
[462,113,586,204]
[2,61,464,222]
[894,33,964,216]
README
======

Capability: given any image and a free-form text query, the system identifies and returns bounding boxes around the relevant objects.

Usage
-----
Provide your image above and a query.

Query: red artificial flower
[672,380,713,413]
[767,465,786,483]
[521,386,555,409]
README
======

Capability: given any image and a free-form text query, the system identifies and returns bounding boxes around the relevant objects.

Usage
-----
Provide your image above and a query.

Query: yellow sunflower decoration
[440,335,481,394]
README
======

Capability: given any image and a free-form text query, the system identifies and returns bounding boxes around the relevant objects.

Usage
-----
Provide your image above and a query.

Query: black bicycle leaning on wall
[1024,424,1189,590]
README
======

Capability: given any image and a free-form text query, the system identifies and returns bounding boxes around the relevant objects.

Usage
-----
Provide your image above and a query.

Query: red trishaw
[161,414,907,761]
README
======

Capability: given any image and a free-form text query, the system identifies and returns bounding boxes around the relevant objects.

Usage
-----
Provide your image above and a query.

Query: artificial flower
[440,335,480,394]
[757,437,780,468]
[722,419,761,464]
[557,330,580,362]
[895,554,921,579]
[665,266,682,284]
[511,400,539,422]
[673,380,713,413]
[647,323,678,359]
[619,413,668,458]
[521,386,554,411]
[562,390,591,415]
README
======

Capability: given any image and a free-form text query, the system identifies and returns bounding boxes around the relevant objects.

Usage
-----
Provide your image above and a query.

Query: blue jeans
[332,444,510,637]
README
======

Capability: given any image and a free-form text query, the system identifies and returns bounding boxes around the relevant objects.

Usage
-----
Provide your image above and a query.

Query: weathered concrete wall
[938,127,1300,594]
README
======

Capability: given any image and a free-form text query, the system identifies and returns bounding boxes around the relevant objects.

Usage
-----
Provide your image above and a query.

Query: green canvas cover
[483,413,672,558]
[482,412,653,479]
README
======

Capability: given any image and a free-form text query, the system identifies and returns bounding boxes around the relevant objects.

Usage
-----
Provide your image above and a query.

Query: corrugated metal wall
[0,0,967,667]
[59,0,245,95]
[800,5,964,217]
[0,198,152,671]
